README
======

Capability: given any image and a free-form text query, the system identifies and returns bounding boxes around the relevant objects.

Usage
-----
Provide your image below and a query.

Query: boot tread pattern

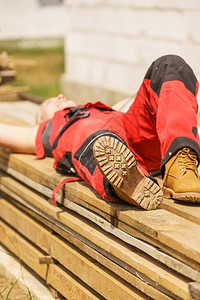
[93,136,163,210]
[94,136,135,187]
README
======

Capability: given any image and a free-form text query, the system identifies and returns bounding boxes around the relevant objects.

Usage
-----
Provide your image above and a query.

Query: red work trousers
[123,54,200,175]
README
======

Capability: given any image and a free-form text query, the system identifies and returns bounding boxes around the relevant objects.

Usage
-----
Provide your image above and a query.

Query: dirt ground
[0,273,33,300]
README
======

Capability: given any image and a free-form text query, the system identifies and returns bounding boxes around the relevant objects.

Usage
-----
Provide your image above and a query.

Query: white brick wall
[63,0,200,103]
[0,0,66,39]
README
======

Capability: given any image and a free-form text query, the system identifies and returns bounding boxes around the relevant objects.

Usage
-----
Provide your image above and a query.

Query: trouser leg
[124,54,200,173]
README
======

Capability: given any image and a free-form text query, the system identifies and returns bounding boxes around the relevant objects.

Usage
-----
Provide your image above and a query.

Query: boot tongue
[179,148,198,174]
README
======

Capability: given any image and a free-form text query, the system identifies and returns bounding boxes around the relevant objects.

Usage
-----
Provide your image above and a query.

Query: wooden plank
[188,282,200,300]
[0,92,19,101]
[0,220,48,280]
[0,156,198,276]
[0,186,182,300]
[118,208,200,270]
[19,93,44,104]
[0,196,191,300]
[0,85,28,95]
[5,196,173,300]
[0,86,29,102]
[0,70,16,86]
[117,219,200,286]
[46,264,102,300]
[0,221,102,300]
[1,147,200,226]
[0,153,200,274]
[0,199,151,300]
[1,171,199,284]
[0,153,116,222]
[0,149,123,217]
[160,198,200,225]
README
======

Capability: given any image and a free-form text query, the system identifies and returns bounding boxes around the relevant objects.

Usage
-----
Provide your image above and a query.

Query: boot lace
[177,147,198,176]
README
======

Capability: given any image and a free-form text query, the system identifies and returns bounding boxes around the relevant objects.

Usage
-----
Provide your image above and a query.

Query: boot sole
[163,187,200,203]
[93,136,163,210]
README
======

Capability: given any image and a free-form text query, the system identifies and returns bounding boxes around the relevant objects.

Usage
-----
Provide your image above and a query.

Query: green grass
[0,38,65,99]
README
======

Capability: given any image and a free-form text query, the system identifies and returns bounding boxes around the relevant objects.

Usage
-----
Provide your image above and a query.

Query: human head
[36,94,76,124]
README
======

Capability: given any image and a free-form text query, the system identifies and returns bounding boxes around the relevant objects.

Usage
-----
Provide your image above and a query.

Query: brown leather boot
[163,147,200,202]
[93,136,163,210]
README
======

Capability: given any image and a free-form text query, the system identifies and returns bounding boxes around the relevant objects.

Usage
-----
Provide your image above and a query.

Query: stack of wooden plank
[0,105,200,299]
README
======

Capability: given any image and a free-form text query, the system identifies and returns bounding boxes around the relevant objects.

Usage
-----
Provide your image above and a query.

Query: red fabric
[123,79,199,171]
[52,177,82,205]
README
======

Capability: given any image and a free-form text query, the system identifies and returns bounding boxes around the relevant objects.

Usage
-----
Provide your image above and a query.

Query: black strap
[52,108,89,149]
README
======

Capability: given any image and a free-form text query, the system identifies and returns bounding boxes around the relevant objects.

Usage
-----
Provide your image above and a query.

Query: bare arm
[0,124,38,154]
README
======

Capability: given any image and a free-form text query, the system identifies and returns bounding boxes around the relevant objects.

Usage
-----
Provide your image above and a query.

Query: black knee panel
[145,54,197,97]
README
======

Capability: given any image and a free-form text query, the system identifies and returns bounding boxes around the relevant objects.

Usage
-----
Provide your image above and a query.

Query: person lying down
[0,55,200,210]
